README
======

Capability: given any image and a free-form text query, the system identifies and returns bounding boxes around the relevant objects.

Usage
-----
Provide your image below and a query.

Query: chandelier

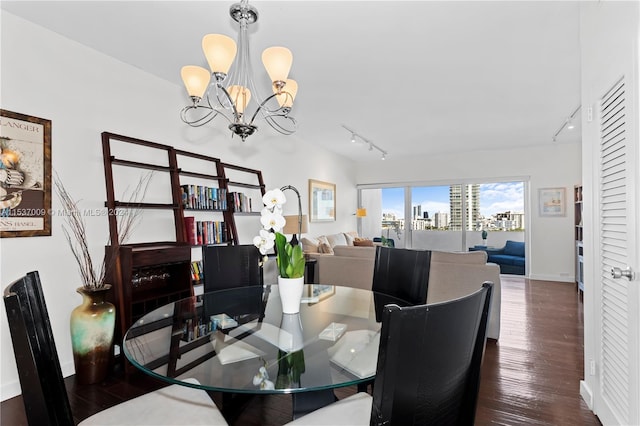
[180,1,298,142]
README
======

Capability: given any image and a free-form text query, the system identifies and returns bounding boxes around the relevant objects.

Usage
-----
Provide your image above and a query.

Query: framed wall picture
[538,187,566,217]
[309,179,335,222]
[0,110,52,237]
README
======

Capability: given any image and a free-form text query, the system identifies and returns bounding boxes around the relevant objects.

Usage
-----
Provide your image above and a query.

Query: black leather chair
[286,282,494,426]
[3,271,228,426]
[202,244,263,291]
[372,245,432,305]
[201,244,265,321]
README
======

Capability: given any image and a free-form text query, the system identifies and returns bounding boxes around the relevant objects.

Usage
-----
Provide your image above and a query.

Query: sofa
[301,232,376,290]
[471,240,525,275]
[427,250,501,340]
[301,234,501,340]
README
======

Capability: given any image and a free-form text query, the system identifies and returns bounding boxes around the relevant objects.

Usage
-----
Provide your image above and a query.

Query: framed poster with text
[0,110,52,237]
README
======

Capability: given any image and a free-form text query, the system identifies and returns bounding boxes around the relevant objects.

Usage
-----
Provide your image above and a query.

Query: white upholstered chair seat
[79,378,228,426]
[285,392,372,425]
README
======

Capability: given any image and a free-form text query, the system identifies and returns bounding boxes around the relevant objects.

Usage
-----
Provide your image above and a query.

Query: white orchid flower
[262,188,286,209]
[260,210,286,232]
[260,379,275,390]
[253,229,275,254]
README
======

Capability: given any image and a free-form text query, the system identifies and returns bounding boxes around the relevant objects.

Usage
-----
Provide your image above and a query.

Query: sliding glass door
[358,180,525,252]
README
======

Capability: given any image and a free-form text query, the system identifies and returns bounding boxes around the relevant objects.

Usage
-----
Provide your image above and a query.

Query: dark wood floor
[2,276,601,425]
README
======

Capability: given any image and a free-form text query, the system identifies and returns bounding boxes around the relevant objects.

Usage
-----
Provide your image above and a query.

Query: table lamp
[280,185,307,246]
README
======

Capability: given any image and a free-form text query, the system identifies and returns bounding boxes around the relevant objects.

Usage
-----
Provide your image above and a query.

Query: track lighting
[553,105,581,141]
[341,124,388,160]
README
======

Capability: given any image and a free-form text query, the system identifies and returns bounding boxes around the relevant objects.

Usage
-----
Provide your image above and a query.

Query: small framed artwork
[538,187,566,217]
[309,179,335,222]
[0,110,52,237]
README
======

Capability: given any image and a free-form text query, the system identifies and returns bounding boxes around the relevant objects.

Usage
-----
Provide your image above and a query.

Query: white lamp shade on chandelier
[180,1,298,142]
[202,34,237,75]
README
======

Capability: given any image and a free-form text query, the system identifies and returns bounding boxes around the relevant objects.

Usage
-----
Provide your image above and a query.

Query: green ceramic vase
[70,285,115,385]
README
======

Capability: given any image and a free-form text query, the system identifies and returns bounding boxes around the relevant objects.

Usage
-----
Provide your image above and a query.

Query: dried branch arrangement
[54,172,152,290]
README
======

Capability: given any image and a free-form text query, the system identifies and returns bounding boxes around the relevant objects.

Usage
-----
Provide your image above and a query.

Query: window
[359,180,525,251]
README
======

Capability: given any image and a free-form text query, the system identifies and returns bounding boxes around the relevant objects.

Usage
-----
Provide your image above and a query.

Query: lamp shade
[181,66,211,98]
[262,46,293,83]
[228,85,251,114]
[356,208,367,218]
[282,214,308,235]
[274,79,298,108]
[202,34,237,74]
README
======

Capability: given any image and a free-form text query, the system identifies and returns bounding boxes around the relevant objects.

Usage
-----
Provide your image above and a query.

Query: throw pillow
[319,242,334,254]
[353,237,374,247]
[344,231,359,246]
[326,233,347,247]
[301,236,320,254]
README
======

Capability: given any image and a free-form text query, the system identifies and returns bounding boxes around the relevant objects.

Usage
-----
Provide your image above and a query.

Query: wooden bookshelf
[101,132,266,370]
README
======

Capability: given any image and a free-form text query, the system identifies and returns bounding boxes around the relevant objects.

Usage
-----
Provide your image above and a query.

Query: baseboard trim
[527,273,575,283]
[1,361,75,402]
[580,380,594,411]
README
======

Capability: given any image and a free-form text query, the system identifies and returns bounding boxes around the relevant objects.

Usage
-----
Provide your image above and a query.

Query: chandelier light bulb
[202,34,237,75]
[262,46,293,83]
[181,65,211,99]
[228,85,252,114]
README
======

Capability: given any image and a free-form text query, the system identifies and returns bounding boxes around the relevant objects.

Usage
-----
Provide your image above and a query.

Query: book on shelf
[184,216,197,245]
[229,191,253,213]
[180,185,227,210]
[190,260,203,283]
[187,219,226,245]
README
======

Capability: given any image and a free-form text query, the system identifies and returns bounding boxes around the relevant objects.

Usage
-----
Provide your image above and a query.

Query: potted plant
[254,188,305,313]
[481,229,488,246]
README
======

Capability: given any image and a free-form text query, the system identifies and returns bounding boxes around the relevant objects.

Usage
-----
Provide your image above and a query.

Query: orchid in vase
[253,188,305,279]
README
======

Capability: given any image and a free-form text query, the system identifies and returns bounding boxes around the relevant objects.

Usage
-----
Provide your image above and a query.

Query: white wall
[0,13,356,400]
[356,142,581,282]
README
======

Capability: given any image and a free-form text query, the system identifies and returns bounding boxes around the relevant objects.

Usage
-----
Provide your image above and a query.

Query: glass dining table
[123,284,411,417]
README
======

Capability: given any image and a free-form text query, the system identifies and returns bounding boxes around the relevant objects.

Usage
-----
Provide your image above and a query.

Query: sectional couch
[301,232,501,340]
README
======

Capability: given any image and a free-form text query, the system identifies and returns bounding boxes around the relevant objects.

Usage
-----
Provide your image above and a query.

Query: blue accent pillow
[503,240,525,257]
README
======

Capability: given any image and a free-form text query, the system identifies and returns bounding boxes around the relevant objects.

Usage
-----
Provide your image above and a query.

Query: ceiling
[2,1,582,162]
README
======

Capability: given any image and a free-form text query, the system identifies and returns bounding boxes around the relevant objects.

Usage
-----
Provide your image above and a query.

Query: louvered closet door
[597,77,640,425]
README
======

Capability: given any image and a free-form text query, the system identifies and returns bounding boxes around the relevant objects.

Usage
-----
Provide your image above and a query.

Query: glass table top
[123,284,410,394]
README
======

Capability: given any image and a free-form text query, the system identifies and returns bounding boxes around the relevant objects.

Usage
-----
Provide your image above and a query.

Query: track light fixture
[341,124,388,160]
[553,105,581,142]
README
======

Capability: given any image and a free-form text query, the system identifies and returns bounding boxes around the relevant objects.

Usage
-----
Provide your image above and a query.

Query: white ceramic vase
[278,276,304,314]
[278,313,304,352]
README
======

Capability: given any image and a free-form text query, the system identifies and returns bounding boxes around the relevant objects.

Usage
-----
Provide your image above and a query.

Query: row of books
[229,191,253,213]
[181,185,228,210]
[184,217,227,245]
[190,260,203,283]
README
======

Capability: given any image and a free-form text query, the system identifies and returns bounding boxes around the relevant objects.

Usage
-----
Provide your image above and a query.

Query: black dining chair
[202,244,263,291]
[286,282,494,426]
[201,244,266,321]
[4,271,228,426]
[372,245,432,307]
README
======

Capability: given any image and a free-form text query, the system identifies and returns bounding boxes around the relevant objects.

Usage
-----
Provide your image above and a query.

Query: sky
[382,182,524,218]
